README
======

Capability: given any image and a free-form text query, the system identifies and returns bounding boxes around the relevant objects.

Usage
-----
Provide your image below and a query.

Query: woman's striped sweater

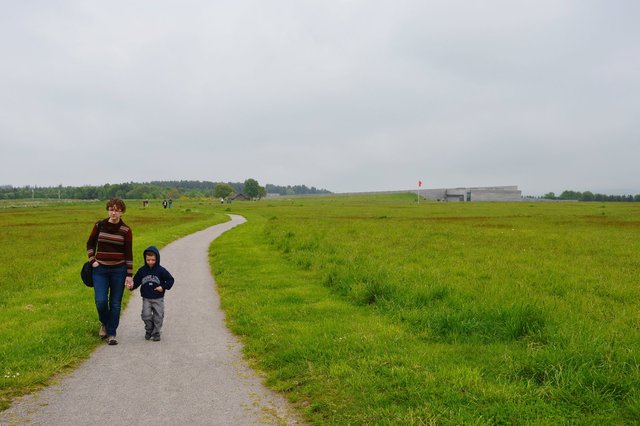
[86,219,133,277]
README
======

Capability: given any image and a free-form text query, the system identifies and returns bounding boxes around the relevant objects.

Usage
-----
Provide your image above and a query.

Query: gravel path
[1,215,303,426]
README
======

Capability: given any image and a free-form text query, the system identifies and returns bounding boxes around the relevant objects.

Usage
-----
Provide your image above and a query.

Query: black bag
[81,220,103,287]
[81,261,93,287]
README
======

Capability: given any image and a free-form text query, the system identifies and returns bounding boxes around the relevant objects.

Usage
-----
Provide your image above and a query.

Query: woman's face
[107,206,123,222]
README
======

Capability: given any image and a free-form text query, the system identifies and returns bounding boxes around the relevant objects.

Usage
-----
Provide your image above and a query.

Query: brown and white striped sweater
[86,219,133,277]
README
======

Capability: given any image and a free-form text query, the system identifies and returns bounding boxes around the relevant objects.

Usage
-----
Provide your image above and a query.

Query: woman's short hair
[106,198,127,213]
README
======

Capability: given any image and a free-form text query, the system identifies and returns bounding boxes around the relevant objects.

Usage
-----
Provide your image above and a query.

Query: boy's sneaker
[106,336,118,345]
[151,334,161,341]
[99,323,107,339]
[145,332,152,340]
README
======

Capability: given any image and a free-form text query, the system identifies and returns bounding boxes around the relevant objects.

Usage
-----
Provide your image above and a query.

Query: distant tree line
[265,183,330,196]
[542,190,640,202]
[0,180,331,200]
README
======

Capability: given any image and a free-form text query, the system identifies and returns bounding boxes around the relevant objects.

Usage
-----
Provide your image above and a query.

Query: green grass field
[211,195,640,424]
[0,199,228,410]
[2,195,639,424]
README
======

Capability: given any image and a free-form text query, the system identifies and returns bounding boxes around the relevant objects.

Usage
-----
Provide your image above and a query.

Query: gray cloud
[1,1,639,195]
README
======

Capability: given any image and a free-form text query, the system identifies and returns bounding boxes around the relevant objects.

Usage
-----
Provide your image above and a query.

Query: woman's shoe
[99,323,107,339]
[106,336,118,345]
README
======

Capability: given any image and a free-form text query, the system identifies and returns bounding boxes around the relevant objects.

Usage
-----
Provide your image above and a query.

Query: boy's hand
[154,286,164,293]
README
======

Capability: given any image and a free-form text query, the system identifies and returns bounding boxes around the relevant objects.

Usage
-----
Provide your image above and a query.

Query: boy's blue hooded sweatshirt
[132,246,174,299]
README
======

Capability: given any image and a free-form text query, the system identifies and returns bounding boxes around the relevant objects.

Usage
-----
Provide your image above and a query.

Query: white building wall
[420,186,522,202]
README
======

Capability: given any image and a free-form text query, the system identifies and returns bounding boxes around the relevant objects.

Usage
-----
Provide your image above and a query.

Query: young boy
[131,246,174,341]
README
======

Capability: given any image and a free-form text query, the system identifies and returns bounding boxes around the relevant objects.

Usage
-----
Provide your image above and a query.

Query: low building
[266,185,523,202]
[418,185,522,202]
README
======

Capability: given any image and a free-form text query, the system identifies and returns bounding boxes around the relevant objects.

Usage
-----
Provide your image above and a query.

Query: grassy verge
[0,199,227,410]
[211,195,640,424]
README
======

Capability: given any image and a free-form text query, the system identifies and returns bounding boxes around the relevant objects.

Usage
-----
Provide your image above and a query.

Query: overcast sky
[1,1,638,196]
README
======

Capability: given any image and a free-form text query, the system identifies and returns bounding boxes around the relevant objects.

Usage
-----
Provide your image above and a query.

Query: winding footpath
[1,215,303,425]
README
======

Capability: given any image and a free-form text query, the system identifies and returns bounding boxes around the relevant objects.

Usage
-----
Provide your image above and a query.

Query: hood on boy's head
[142,246,160,265]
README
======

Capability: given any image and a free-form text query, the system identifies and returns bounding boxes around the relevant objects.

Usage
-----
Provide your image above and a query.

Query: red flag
[418,180,423,187]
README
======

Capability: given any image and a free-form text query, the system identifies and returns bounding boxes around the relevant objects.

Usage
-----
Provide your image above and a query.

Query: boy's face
[145,253,156,268]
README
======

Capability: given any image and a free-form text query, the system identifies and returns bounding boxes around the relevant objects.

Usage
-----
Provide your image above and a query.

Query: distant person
[220,198,224,204]
[86,198,133,346]
[143,199,149,208]
[168,198,173,208]
[162,199,168,209]
[131,246,175,341]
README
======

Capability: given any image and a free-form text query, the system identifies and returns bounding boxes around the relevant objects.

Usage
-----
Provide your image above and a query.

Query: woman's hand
[92,261,99,267]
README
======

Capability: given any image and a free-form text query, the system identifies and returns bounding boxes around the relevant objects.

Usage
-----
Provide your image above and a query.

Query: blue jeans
[93,265,126,337]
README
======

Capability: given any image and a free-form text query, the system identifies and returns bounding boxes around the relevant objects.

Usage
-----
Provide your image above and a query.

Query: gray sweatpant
[141,297,165,336]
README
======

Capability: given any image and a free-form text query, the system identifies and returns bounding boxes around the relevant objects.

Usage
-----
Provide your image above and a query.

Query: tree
[243,178,262,199]
[214,183,234,199]
[559,190,581,200]
[582,191,594,201]
[543,192,556,199]
[258,186,267,199]
[166,188,181,200]
[184,189,205,198]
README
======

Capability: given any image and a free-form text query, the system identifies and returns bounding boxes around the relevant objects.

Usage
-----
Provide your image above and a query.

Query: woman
[86,198,133,345]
